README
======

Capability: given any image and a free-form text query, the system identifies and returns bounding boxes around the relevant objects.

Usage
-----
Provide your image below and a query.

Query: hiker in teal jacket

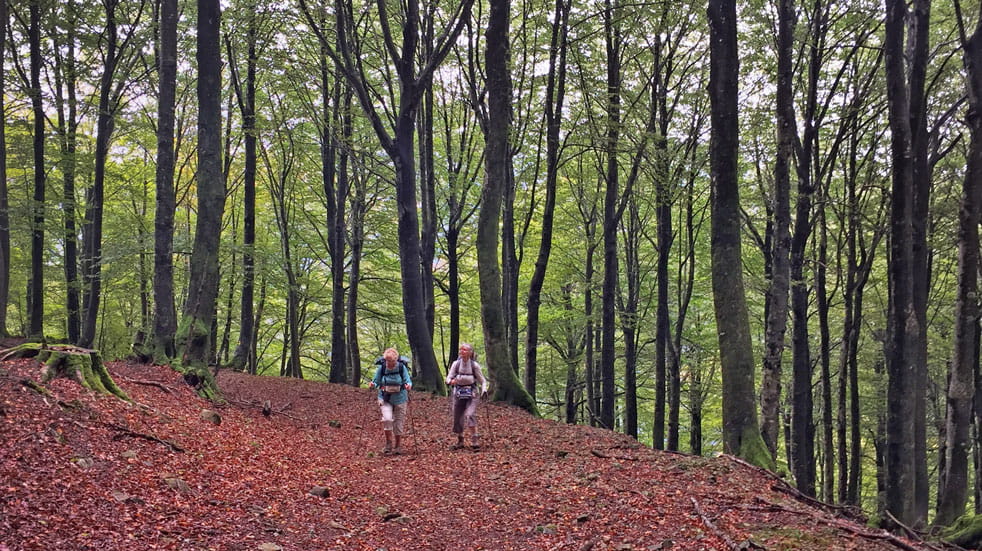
[368,348,413,455]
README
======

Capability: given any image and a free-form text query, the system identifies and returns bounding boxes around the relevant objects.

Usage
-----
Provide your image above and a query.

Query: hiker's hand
[449,378,457,386]
[404,383,411,390]
[482,391,488,399]
[368,382,376,389]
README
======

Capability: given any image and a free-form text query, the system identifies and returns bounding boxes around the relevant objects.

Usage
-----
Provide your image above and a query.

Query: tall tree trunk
[79,0,122,348]
[599,0,622,432]
[817,209,834,502]
[181,0,225,367]
[321,35,348,384]
[0,0,7,338]
[347,164,366,383]
[27,0,45,340]
[707,0,770,468]
[227,6,258,372]
[51,1,81,344]
[936,5,981,526]
[907,0,931,525]
[883,0,921,526]
[419,17,437,340]
[524,0,568,401]
[481,0,536,411]
[153,0,178,360]
[761,0,794,461]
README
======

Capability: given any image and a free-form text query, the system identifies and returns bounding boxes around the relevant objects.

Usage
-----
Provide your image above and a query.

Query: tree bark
[707,0,771,468]
[883,0,922,526]
[761,0,794,461]
[599,0,621,432]
[524,0,568,401]
[50,1,81,344]
[152,0,178,361]
[481,0,536,412]
[936,5,981,526]
[28,0,45,341]
[181,0,226,368]
[0,0,8,338]
[227,6,258,372]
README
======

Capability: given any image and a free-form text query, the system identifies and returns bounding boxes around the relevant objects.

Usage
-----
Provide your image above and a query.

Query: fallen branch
[691,497,742,551]
[107,423,185,453]
[589,448,656,462]
[883,511,948,551]
[114,374,175,394]
[722,454,864,521]
[229,398,306,422]
[745,497,941,551]
[21,379,52,396]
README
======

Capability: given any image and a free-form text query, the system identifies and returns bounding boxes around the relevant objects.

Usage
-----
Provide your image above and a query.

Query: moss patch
[941,513,982,548]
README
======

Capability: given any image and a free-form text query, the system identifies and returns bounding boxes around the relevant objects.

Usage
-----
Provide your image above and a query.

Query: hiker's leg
[379,400,395,453]
[464,397,480,448]
[392,402,407,454]
[451,396,466,435]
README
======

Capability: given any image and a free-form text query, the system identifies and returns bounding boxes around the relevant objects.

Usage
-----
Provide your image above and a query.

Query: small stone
[576,514,590,523]
[200,409,222,425]
[309,486,330,498]
[120,450,138,459]
[164,477,192,493]
[111,490,132,502]
[73,457,94,469]
[328,420,341,428]
[258,544,282,551]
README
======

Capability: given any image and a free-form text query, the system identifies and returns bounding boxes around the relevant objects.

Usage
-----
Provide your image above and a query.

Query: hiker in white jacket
[446,343,488,451]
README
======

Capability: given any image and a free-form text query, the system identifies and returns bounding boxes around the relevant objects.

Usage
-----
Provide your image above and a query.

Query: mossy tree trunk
[3,343,128,401]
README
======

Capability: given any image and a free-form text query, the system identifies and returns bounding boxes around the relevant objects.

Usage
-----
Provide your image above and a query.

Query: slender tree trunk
[0,0,8,338]
[346,166,365,383]
[817,210,834,502]
[525,0,568,400]
[228,7,258,372]
[883,0,920,526]
[79,0,122,348]
[761,0,794,461]
[707,0,770,467]
[321,40,348,384]
[51,1,81,344]
[181,0,226,367]
[907,0,931,525]
[153,0,178,360]
[481,0,535,411]
[936,7,981,526]
[419,18,437,340]
[599,0,622,431]
[28,0,45,341]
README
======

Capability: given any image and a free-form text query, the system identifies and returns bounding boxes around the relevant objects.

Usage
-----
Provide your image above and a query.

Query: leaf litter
[0,358,935,551]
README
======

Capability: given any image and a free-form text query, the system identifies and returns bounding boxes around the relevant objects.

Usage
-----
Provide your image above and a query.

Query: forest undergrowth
[0,353,942,551]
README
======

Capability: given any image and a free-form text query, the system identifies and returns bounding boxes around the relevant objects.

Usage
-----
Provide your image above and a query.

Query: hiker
[446,342,488,451]
[368,348,412,455]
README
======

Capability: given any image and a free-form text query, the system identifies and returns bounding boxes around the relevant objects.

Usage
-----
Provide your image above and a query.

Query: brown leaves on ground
[0,359,933,551]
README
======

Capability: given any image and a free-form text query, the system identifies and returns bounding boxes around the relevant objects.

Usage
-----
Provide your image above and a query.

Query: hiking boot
[470,444,481,452]
[450,438,465,450]
[382,444,392,455]
[393,447,404,455]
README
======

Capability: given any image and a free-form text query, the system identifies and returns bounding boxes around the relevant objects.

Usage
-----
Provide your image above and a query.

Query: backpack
[376,357,410,395]
[453,360,476,399]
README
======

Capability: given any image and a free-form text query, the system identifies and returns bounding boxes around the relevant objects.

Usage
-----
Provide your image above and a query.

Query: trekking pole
[363,377,379,453]
[483,387,496,449]
[407,388,420,458]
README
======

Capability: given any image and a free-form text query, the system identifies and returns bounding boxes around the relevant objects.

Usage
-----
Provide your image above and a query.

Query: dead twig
[722,453,865,521]
[229,398,306,422]
[690,497,743,550]
[745,497,942,551]
[107,423,185,453]
[589,448,657,462]
[114,375,175,394]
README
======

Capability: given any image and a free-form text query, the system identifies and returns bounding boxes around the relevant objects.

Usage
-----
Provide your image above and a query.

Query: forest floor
[0,352,946,551]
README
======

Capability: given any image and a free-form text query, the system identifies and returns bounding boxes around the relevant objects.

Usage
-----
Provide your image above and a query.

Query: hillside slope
[1,358,937,551]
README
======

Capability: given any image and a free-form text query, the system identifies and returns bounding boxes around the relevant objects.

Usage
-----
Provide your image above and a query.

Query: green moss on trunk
[941,514,982,548]
[35,345,129,401]
[739,425,776,471]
